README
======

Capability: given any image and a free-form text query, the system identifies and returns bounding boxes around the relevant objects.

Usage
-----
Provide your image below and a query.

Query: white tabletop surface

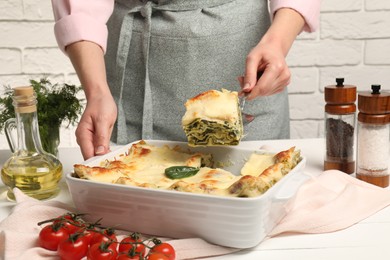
[1,138,390,259]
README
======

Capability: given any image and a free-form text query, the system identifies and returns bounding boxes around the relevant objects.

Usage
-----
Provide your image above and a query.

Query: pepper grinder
[356,84,390,187]
[324,78,357,174]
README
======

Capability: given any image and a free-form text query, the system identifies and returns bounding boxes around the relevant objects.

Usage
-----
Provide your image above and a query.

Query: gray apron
[105,0,290,145]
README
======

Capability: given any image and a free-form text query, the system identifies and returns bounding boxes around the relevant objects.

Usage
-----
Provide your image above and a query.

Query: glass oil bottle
[1,86,63,201]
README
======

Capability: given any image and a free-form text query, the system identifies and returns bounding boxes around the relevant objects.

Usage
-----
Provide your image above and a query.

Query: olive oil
[1,86,63,201]
[1,155,62,201]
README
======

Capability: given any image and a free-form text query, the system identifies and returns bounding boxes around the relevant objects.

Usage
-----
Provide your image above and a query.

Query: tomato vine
[37,212,176,260]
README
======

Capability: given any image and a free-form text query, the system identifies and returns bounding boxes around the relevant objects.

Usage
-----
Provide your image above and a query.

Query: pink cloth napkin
[1,170,390,260]
[269,170,390,236]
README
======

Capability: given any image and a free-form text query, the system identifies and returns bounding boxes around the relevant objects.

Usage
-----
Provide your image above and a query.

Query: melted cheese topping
[111,141,204,169]
[74,140,211,183]
[182,89,240,125]
[116,167,239,192]
[240,153,275,177]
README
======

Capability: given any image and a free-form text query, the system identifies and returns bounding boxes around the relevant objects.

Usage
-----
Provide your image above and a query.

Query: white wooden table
[1,138,390,259]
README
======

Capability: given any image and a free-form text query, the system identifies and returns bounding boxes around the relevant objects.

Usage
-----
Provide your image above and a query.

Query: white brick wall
[0,1,78,149]
[1,0,390,150]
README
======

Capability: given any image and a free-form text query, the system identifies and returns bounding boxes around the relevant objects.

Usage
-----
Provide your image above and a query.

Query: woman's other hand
[242,8,306,100]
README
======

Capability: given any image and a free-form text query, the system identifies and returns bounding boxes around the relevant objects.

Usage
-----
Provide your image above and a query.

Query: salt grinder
[324,78,357,174]
[356,84,390,187]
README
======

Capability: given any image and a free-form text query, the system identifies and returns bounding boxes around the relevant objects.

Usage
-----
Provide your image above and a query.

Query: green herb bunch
[0,78,84,154]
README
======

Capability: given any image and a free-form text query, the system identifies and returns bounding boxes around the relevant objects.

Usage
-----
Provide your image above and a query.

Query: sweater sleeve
[269,0,321,32]
[51,0,114,54]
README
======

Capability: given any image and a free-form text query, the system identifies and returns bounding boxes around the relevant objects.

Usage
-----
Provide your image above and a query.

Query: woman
[51,0,320,159]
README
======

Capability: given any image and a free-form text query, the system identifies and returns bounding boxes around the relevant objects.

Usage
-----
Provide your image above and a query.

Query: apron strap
[140,2,154,140]
[115,2,154,142]
[115,9,135,144]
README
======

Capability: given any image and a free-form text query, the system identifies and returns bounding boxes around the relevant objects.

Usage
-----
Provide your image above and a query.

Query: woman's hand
[75,89,117,160]
[241,8,306,100]
[240,41,291,98]
[66,41,116,160]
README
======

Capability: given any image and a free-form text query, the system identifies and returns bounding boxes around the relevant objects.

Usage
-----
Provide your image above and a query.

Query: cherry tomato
[149,240,176,260]
[118,233,146,256]
[38,222,70,251]
[87,241,118,260]
[58,233,89,260]
[147,252,170,260]
[90,228,117,246]
[53,213,82,234]
[81,228,97,246]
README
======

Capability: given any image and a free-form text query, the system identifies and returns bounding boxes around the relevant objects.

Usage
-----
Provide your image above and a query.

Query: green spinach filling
[183,119,243,146]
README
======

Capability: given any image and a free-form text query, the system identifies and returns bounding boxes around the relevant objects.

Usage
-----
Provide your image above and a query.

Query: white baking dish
[65,140,308,248]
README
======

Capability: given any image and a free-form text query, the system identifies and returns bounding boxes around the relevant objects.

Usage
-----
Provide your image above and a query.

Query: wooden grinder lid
[358,85,390,124]
[325,78,357,114]
[358,85,390,114]
[325,78,357,104]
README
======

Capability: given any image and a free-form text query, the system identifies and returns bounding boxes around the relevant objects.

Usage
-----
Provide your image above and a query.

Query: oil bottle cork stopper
[12,86,36,113]
[14,86,34,97]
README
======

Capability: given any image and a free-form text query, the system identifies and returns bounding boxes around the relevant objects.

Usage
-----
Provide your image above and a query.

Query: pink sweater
[51,0,320,53]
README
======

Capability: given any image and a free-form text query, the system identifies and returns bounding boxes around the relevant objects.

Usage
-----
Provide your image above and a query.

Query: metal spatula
[238,71,263,124]
[239,93,254,124]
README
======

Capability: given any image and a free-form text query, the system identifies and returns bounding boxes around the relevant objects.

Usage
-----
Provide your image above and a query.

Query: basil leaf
[165,166,200,179]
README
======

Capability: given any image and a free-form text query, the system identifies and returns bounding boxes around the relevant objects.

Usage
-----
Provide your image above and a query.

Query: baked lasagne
[181,89,243,146]
[73,140,301,198]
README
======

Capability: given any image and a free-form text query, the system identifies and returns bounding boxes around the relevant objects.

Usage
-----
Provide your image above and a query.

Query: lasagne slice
[181,89,243,146]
